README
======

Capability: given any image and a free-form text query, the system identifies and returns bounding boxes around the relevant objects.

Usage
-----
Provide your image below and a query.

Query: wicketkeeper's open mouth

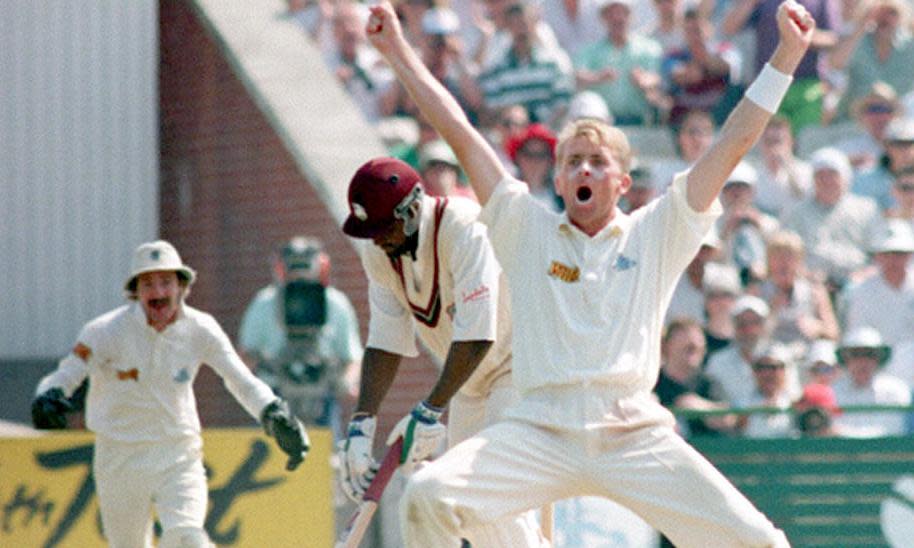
[148,298,170,310]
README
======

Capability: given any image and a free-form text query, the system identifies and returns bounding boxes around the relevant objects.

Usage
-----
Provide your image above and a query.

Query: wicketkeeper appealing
[338,158,544,545]
[364,1,815,546]
[31,240,309,548]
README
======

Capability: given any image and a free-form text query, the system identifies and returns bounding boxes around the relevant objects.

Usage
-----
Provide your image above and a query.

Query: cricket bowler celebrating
[364,0,815,546]
[338,158,544,544]
[30,240,309,548]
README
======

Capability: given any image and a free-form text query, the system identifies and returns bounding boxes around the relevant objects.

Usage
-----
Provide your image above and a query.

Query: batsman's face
[137,270,183,331]
[371,219,409,257]
[555,135,630,236]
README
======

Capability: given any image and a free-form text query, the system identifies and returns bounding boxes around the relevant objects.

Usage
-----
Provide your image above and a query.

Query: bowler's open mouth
[576,186,593,203]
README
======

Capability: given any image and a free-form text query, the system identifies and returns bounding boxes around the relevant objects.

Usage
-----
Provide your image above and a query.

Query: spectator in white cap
[831,326,911,437]
[30,240,310,547]
[565,89,614,125]
[852,116,914,211]
[706,295,776,405]
[665,225,722,325]
[805,338,840,387]
[758,230,840,360]
[717,160,779,285]
[701,262,742,362]
[782,147,880,292]
[839,219,914,348]
[418,138,476,201]
[734,343,797,439]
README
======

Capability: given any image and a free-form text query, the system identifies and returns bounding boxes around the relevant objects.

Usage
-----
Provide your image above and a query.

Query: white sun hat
[125,240,196,292]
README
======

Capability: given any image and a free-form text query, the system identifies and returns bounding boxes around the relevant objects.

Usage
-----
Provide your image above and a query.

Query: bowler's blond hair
[555,119,632,173]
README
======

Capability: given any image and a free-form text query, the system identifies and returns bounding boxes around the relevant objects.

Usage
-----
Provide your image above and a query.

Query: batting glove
[386,400,446,474]
[261,399,310,471]
[339,414,379,502]
[31,388,72,430]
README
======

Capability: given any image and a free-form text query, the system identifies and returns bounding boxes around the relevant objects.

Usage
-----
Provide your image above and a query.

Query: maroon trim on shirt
[389,198,448,328]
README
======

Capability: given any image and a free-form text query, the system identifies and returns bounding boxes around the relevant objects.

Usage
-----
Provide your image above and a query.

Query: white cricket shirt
[362,195,512,396]
[480,172,721,428]
[37,302,277,442]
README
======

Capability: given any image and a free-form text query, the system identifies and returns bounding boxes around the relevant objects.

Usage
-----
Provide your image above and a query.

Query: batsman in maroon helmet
[338,157,545,545]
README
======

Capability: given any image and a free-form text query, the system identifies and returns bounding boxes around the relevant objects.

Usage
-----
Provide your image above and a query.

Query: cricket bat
[335,437,404,548]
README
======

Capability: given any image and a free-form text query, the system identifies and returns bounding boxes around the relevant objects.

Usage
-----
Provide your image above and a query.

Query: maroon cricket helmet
[342,158,423,239]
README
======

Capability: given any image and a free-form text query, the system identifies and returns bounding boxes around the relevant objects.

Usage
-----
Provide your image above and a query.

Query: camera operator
[239,236,363,439]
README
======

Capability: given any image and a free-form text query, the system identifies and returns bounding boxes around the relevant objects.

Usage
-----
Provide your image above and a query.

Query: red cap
[795,383,841,416]
[342,158,423,239]
[504,123,557,163]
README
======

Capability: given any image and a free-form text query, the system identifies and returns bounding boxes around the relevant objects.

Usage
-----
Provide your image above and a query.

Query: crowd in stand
[288,0,914,439]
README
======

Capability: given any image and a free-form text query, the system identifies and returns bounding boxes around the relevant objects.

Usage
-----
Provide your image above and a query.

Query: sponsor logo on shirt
[173,368,191,383]
[116,368,139,381]
[613,254,637,271]
[548,260,580,283]
[73,343,92,361]
[462,284,490,304]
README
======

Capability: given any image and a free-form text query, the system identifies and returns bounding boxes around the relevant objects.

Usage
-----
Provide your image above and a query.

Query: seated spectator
[701,262,742,362]
[483,103,530,173]
[706,295,782,405]
[852,116,914,211]
[752,115,813,217]
[660,6,742,128]
[477,0,575,125]
[652,109,715,189]
[829,0,914,123]
[782,147,880,293]
[503,123,560,210]
[574,0,664,126]
[832,327,912,437]
[417,139,476,201]
[653,318,736,438]
[619,157,657,213]
[380,6,482,123]
[839,219,914,348]
[721,0,838,133]
[885,165,914,224]
[835,81,904,172]
[716,161,780,285]
[540,0,606,59]
[758,230,840,359]
[793,383,843,437]
[734,344,797,439]
[322,0,393,123]
[666,227,721,324]
[647,0,686,54]
[805,338,841,386]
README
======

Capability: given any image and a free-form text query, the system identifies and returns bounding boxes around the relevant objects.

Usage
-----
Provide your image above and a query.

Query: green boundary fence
[679,406,914,547]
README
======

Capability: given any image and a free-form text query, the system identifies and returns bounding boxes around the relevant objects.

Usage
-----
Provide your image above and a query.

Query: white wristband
[744,63,793,114]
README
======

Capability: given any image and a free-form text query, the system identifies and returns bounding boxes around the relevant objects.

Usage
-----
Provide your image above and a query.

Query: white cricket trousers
[400,419,790,548]
[94,435,209,548]
[443,371,548,547]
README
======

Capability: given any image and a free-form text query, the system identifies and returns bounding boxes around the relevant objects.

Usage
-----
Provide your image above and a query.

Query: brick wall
[158,0,436,435]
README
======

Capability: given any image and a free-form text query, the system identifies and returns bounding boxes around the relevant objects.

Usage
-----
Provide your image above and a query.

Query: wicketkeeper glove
[31,388,72,430]
[339,414,379,502]
[386,400,446,474]
[261,399,310,471]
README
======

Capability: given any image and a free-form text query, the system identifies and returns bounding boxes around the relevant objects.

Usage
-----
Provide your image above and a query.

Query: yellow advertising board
[0,428,333,547]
